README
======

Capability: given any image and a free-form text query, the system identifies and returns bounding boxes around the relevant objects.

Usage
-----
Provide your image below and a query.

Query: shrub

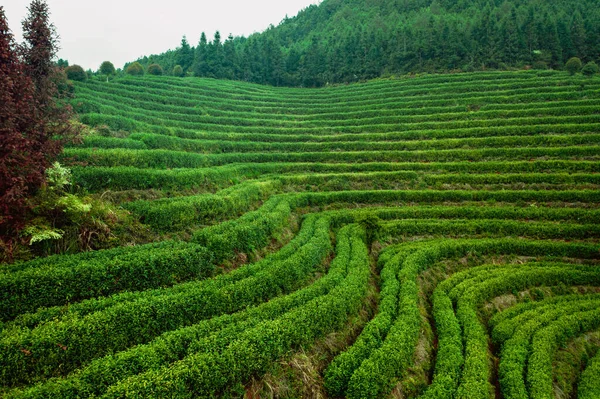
[582,61,599,77]
[565,57,582,75]
[147,63,163,75]
[173,64,184,77]
[126,61,144,76]
[65,64,87,81]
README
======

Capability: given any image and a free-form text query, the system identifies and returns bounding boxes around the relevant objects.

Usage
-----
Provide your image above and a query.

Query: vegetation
[566,56,583,75]
[64,64,86,81]
[131,0,600,86]
[147,63,163,76]
[1,69,598,398]
[0,2,144,262]
[582,61,599,76]
[2,0,600,396]
[126,61,144,76]
[0,2,77,261]
[172,64,184,77]
[99,60,115,81]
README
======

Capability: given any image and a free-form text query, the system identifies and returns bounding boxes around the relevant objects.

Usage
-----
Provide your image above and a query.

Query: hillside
[132,0,600,86]
[1,70,600,398]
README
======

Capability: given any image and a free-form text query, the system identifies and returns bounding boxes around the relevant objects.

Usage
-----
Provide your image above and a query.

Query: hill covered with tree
[129,0,600,86]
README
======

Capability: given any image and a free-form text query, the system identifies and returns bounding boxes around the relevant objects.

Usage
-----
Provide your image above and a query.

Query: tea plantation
[2,70,600,398]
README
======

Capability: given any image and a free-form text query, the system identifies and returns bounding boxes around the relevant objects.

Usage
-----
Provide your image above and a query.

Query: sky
[2,0,321,71]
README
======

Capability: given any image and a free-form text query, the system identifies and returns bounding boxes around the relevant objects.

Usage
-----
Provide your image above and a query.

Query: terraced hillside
[2,70,600,398]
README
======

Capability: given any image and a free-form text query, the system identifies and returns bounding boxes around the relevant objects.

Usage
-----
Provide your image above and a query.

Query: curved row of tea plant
[3,70,600,398]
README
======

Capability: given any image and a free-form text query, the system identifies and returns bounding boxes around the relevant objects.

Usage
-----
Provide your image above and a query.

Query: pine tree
[21,0,57,106]
[523,7,538,62]
[285,47,301,85]
[544,18,563,69]
[570,11,587,59]
[176,36,194,73]
[558,19,575,61]
[500,7,525,65]
[586,23,600,62]
[223,34,237,79]
[193,33,208,77]
[207,31,224,78]
[475,4,501,68]
[264,37,283,86]
[302,36,324,87]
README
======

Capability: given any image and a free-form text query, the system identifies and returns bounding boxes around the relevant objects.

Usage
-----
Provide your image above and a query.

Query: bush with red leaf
[0,2,75,260]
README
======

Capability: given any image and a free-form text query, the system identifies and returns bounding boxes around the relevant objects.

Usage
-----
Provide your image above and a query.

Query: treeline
[129,0,600,87]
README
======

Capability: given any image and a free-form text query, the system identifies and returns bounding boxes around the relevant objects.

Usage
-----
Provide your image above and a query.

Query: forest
[130,0,600,87]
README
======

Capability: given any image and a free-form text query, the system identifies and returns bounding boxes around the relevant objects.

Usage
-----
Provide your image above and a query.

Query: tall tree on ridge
[223,34,237,79]
[21,0,56,106]
[193,32,208,77]
[207,31,224,78]
[177,36,194,73]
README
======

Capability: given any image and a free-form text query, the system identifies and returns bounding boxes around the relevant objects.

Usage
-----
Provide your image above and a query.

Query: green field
[2,70,600,398]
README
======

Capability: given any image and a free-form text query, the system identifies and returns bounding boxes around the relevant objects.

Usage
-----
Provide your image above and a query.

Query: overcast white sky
[2,0,321,71]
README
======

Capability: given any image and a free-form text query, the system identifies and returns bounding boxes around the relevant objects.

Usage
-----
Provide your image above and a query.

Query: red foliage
[0,3,74,256]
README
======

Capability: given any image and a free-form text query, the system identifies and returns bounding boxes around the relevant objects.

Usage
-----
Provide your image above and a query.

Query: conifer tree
[176,36,194,73]
[545,18,563,68]
[222,34,237,79]
[22,0,57,107]
[193,33,208,77]
[570,11,587,59]
[207,31,224,78]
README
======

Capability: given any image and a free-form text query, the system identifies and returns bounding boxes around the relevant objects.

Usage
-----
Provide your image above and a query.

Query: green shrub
[579,351,600,399]
[65,64,87,81]
[126,61,144,76]
[565,57,583,75]
[172,64,184,77]
[582,61,599,77]
[147,63,163,76]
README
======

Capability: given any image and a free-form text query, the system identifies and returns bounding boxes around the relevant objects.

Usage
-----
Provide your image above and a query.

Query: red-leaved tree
[0,2,74,259]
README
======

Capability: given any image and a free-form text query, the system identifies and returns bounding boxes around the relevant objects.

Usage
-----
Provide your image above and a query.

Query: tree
[115,0,600,86]
[21,0,72,143]
[22,0,59,108]
[565,56,582,75]
[206,31,224,78]
[1,3,74,259]
[192,32,208,77]
[264,37,283,85]
[557,20,575,61]
[302,36,325,87]
[172,64,184,77]
[99,61,115,81]
[125,61,144,76]
[222,34,237,79]
[500,7,525,65]
[176,36,194,73]
[65,64,87,81]
[56,58,68,68]
[582,61,599,76]
[544,17,563,69]
[570,11,587,60]
[147,63,163,75]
